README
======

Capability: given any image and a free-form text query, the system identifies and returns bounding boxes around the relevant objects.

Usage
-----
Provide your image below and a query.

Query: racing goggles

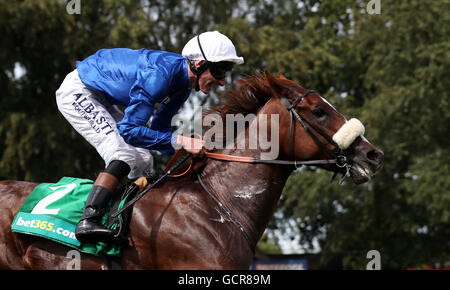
[208,61,235,80]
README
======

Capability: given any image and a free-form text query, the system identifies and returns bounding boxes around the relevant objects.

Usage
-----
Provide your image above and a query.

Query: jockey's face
[189,60,226,94]
[198,67,226,94]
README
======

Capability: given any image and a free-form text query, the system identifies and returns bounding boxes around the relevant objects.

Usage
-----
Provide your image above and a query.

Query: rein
[197,173,255,251]
[202,90,350,175]
[204,151,343,167]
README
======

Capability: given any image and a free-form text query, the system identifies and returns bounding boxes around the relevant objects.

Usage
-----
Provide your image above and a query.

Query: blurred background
[1,0,448,269]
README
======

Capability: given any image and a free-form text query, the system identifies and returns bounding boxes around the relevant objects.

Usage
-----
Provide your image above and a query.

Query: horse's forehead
[319,95,339,114]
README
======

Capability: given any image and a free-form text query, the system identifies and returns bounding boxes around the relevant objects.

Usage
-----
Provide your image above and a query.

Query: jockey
[55,31,244,243]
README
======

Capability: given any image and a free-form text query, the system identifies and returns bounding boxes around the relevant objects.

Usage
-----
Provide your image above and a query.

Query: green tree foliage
[1,0,448,269]
[273,0,450,269]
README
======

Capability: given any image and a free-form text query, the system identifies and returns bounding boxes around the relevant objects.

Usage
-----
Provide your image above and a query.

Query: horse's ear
[278,72,288,80]
[265,70,287,97]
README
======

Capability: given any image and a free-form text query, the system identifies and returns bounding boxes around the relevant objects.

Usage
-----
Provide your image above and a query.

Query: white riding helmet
[182,31,244,64]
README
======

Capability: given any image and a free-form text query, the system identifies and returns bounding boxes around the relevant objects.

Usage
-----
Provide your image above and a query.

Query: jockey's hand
[176,135,205,157]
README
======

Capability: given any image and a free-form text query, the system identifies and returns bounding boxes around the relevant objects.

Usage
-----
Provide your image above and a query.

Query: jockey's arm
[150,89,190,133]
[117,70,176,155]
[117,96,175,154]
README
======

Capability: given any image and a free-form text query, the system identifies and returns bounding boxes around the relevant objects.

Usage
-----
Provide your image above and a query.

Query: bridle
[280,90,350,181]
[203,89,351,182]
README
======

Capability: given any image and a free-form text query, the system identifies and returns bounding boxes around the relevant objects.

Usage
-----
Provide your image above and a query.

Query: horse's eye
[312,108,327,119]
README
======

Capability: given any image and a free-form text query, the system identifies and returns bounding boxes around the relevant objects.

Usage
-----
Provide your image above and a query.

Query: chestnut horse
[0,72,383,269]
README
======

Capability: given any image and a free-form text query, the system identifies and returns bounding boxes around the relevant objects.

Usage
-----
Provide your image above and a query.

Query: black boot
[75,185,115,243]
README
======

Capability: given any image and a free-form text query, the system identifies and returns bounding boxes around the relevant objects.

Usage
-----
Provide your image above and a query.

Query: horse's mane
[205,73,273,122]
[200,73,274,149]
[182,72,291,176]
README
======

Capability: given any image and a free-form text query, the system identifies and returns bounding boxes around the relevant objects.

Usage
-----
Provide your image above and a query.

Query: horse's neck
[200,115,292,245]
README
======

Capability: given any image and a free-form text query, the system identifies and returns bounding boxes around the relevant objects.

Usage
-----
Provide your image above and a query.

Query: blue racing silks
[76,48,191,154]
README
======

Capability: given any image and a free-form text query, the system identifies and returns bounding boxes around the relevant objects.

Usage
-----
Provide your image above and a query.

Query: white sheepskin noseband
[332,118,365,150]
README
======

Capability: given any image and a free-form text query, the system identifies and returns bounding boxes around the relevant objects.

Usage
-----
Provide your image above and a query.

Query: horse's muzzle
[347,137,384,184]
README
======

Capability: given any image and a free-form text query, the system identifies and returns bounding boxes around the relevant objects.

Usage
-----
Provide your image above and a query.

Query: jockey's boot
[75,160,130,243]
[75,185,115,243]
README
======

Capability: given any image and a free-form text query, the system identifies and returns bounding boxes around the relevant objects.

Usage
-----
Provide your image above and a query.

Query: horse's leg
[21,239,107,270]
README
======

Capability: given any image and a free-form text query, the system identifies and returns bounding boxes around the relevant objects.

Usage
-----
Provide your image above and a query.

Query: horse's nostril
[367,149,383,162]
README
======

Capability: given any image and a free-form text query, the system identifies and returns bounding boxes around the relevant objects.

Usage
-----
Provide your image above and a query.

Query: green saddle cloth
[11,177,122,257]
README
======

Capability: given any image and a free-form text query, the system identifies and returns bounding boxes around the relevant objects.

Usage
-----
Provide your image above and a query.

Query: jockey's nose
[217,78,226,86]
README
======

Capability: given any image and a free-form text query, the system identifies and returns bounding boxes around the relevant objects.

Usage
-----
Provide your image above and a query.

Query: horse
[0,71,383,269]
